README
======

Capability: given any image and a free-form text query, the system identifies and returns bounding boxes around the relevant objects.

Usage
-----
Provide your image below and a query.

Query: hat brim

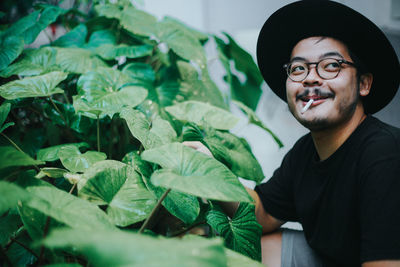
[256,0,400,114]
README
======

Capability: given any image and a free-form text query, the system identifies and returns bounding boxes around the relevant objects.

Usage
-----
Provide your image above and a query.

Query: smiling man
[254,0,400,266]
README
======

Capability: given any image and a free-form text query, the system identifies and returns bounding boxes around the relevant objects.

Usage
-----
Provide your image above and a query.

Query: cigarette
[301,99,314,114]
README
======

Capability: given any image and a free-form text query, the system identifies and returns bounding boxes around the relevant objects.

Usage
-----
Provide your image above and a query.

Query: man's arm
[363,261,400,267]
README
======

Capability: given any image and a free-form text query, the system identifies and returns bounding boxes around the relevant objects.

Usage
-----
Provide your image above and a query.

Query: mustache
[296,89,335,101]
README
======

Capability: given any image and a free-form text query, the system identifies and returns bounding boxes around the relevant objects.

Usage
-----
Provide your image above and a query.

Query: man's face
[286,37,362,131]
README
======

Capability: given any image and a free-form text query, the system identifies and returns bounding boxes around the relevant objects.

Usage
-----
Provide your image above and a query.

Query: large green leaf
[78,160,156,226]
[54,47,107,74]
[207,203,262,261]
[0,47,59,78]
[52,24,88,48]
[86,29,117,49]
[5,6,66,45]
[43,228,227,267]
[37,142,89,162]
[0,71,67,100]
[204,131,264,183]
[163,16,208,41]
[94,4,122,19]
[141,143,252,202]
[122,151,200,224]
[225,248,264,267]
[120,108,176,150]
[176,61,227,109]
[0,181,30,214]
[0,213,21,246]
[165,100,239,130]
[120,6,157,37]
[233,100,283,148]
[0,146,44,170]
[75,67,148,117]
[95,43,153,60]
[58,146,106,173]
[24,185,115,231]
[0,35,24,71]
[156,17,206,65]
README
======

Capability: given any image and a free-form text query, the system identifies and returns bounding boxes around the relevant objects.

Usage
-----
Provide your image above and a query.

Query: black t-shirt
[255,116,400,266]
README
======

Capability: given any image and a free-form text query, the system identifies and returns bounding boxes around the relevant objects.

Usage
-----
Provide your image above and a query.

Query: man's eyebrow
[319,52,344,59]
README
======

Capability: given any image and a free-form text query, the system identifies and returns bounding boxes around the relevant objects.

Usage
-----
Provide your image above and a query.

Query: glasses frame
[283,58,357,82]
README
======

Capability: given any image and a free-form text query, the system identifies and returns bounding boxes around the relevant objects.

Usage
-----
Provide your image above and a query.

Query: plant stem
[0,132,40,172]
[9,237,39,260]
[138,188,171,234]
[63,92,71,105]
[49,97,68,127]
[170,221,207,237]
[96,115,100,152]
[68,183,77,194]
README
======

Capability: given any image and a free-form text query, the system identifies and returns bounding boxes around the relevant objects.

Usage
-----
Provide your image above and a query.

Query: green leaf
[120,6,157,37]
[165,100,239,130]
[0,35,24,71]
[75,67,148,118]
[36,167,68,179]
[233,100,283,148]
[142,143,252,202]
[58,146,106,173]
[225,248,265,267]
[44,228,227,267]
[0,122,14,133]
[94,4,122,19]
[78,160,156,226]
[120,108,176,150]
[176,61,227,109]
[86,29,117,49]
[0,181,30,214]
[54,47,107,74]
[163,16,208,41]
[37,142,90,162]
[230,74,262,111]
[0,102,11,129]
[204,131,264,183]
[95,43,153,60]
[0,71,67,100]
[122,62,156,83]
[207,203,262,261]
[156,17,206,65]
[0,146,44,170]
[25,185,115,230]
[0,47,59,78]
[0,213,21,246]
[52,24,88,48]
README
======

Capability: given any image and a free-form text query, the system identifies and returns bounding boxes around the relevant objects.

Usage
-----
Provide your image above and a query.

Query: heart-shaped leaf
[94,4,122,19]
[78,160,156,226]
[35,167,68,179]
[75,67,148,118]
[0,102,12,132]
[37,142,89,162]
[86,29,117,49]
[0,35,24,71]
[203,130,264,184]
[0,181,30,214]
[120,108,176,150]
[25,185,115,230]
[141,143,252,202]
[0,71,67,100]
[0,146,44,170]
[120,6,157,37]
[54,47,107,74]
[95,43,153,60]
[122,62,156,83]
[52,24,88,48]
[207,203,262,261]
[43,228,227,266]
[165,100,239,130]
[58,146,106,173]
[156,17,206,65]
[0,47,59,78]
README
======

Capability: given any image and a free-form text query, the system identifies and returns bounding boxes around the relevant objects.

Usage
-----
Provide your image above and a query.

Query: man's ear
[359,73,373,97]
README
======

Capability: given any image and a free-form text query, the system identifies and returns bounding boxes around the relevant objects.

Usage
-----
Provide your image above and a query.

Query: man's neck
[311,105,367,161]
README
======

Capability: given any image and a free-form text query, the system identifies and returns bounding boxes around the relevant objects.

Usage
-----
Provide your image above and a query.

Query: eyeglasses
[283,58,356,82]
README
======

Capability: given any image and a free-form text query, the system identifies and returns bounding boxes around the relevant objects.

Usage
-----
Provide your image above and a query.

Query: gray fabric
[281,228,324,267]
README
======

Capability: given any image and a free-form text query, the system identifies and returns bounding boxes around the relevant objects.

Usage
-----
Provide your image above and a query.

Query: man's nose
[302,65,323,85]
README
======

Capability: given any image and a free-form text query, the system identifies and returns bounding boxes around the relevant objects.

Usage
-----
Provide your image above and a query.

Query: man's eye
[290,65,306,74]
[323,61,341,71]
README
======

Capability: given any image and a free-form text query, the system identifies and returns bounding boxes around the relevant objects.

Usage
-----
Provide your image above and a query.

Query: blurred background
[1,0,399,182]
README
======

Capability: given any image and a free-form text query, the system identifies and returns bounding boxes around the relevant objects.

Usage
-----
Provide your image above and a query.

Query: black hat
[257,0,400,114]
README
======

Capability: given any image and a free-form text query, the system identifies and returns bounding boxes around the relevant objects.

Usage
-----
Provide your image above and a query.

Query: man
[186,1,400,266]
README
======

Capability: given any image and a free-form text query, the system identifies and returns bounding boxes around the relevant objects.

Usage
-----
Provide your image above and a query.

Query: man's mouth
[296,89,335,102]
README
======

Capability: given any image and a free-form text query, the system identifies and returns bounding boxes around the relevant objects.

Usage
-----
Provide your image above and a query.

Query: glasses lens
[288,61,307,81]
[318,58,341,79]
